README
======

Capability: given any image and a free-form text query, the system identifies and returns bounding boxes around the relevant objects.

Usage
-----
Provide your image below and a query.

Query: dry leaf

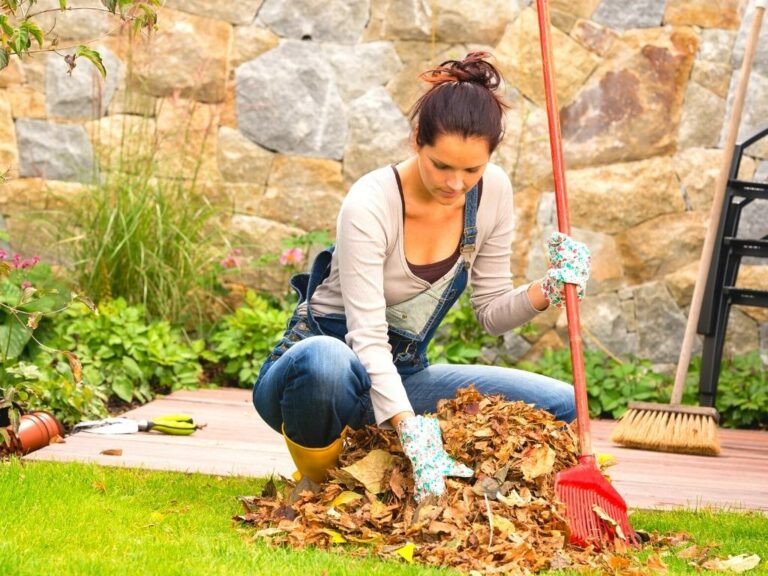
[703,554,761,573]
[64,351,83,385]
[341,449,396,494]
[520,445,556,480]
[233,386,681,575]
[330,491,363,508]
[646,554,669,574]
[99,448,123,456]
[395,542,416,563]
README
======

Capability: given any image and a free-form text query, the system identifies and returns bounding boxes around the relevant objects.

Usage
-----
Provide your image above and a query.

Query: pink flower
[19,256,40,269]
[279,247,304,267]
[0,249,6,260]
[21,281,32,290]
[8,253,40,269]
[219,249,242,269]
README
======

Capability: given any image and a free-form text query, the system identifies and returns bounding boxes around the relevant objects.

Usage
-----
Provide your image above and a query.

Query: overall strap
[459,180,480,269]
[303,246,335,334]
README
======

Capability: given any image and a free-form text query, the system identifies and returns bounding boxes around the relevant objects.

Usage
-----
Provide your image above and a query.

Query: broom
[534,0,637,548]
[611,0,766,456]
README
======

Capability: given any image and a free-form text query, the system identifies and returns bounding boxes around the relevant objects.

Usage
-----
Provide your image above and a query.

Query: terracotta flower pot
[16,411,65,454]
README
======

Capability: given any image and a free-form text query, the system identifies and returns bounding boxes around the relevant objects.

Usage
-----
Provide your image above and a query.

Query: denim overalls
[252,186,479,445]
[252,182,577,448]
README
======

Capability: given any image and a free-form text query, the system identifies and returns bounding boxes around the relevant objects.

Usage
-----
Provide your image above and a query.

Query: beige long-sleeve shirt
[307,162,540,425]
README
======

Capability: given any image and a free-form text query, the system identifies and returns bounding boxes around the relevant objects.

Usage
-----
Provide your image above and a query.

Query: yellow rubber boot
[282,425,345,484]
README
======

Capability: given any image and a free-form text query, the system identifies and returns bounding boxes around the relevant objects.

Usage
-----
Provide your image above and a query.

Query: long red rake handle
[534,0,591,456]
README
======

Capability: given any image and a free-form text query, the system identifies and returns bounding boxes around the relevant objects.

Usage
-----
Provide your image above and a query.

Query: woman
[253,52,590,502]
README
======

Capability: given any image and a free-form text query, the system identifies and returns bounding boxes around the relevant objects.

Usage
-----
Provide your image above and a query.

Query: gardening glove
[540,231,591,309]
[397,415,473,502]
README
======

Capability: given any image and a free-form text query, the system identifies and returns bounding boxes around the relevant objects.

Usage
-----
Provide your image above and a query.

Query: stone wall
[1,0,767,366]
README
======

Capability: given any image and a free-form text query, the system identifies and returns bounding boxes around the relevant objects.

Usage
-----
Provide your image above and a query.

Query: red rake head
[555,455,638,549]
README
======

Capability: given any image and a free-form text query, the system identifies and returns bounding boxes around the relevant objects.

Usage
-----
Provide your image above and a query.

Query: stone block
[495,8,599,109]
[365,0,516,44]
[664,0,744,29]
[566,156,685,234]
[164,0,264,24]
[322,42,402,103]
[218,126,274,184]
[236,41,346,159]
[0,95,19,176]
[46,47,122,119]
[128,8,231,103]
[592,0,666,30]
[15,119,94,182]
[678,82,726,149]
[562,27,699,168]
[343,87,410,185]
[616,211,708,284]
[258,155,345,233]
[258,0,370,43]
[231,26,280,68]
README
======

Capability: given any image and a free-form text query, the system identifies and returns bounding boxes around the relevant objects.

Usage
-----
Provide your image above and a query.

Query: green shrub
[205,291,291,387]
[687,353,767,429]
[516,348,669,419]
[3,359,108,428]
[517,347,767,429]
[429,291,502,364]
[49,298,204,404]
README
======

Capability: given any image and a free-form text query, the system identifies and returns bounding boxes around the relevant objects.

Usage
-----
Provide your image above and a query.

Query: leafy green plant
[517,347,767,429]
[205,290,291,387]
[1,252,88,440]
[0,0,159,76]
[429,291,503,364]
[517,348,669,419]
[1,358,107,428]
[49,298,203,404]
[687,353,767,429]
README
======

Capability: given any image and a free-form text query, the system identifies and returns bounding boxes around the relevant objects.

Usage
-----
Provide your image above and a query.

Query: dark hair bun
[422,51,502,91]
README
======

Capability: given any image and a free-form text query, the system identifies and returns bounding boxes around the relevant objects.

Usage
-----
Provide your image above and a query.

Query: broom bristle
[555,462,637,548]
[611,404,720,456]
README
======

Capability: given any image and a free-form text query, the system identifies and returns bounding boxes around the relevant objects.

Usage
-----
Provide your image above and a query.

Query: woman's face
[415,132,491,206]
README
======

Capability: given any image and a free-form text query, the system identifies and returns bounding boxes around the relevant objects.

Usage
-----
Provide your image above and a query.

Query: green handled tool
[72,414,204,436]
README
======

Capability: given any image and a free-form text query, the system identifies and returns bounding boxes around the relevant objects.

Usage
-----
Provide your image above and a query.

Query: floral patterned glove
[397,415,473,502]
[540,231,591,309]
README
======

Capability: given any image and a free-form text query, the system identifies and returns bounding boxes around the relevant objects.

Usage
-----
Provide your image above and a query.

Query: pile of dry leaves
[235,387,677,574]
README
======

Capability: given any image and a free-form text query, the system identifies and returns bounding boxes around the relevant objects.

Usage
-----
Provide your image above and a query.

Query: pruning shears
[72,414,204,436]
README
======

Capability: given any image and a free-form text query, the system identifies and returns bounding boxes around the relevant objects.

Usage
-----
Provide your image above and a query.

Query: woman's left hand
[540,231,591,308]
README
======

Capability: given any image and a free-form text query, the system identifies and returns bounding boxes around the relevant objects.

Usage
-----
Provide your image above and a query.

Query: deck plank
[24,389,768,511]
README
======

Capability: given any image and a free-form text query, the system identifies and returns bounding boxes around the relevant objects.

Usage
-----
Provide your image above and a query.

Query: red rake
[534,0,638,549]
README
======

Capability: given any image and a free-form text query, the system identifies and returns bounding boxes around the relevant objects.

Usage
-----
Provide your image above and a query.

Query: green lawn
[0,459,765,576]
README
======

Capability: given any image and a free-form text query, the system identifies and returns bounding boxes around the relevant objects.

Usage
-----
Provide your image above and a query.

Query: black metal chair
[697,121,768,407]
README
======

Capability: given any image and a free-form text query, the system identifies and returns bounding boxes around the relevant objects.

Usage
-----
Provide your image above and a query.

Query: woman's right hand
[396,415,474,501]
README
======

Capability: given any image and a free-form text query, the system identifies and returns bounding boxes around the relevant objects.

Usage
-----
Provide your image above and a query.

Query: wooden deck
[24,388,768,512]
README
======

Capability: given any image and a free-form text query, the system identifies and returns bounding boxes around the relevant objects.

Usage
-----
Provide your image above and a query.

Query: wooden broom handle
[671,1,766,405]
[535,0,592,455]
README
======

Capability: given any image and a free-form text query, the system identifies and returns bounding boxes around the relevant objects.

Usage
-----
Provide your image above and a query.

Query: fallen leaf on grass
[703,554,761,573]
[395,542,416,563]
[99,448,122,456]
[234,386,693,575]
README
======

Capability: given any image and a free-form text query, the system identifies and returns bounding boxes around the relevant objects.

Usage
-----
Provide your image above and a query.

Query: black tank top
[391,165,482,284]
